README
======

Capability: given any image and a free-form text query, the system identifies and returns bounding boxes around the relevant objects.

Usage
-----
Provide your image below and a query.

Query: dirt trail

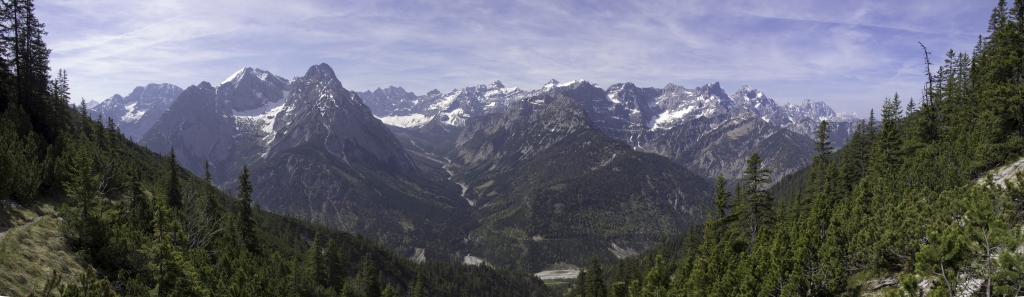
[0,215,42,246]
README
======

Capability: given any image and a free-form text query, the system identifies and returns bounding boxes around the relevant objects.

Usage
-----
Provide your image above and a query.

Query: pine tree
[236,164,258,254]
[202,159,212,183]
[5,0,60,141]
[325,238,347,290]
[740,153,771,250]
[202,159,220,219]
[381,284,398,297]
[814,120,832,156]
[357,253,382,297]
[410,272,426,297]
[167,148,182,208]
[0,108,40,203]
[148,198,204,296]
[305,232,326,288]
[583,255,607,297]
[712,173,731,220]
[60,139,99,249]
[640,254,670,296]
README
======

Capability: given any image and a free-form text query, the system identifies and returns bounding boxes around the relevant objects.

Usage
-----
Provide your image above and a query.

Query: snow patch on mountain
[221,68,246,85]
[650,106,697,130]
[233,94,288,117]
[378,114,431,128]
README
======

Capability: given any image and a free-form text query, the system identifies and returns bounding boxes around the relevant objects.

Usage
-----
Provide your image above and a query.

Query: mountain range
[359,79,859,182]
[90,64,860,271]
[87,83,183,140]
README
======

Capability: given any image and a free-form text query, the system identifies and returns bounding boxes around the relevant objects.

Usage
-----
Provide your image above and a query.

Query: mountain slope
[138,81,237,179]
[242,64,475,260]
[366,79,857,185]
[646,114,817,183]
[446,93,713,271]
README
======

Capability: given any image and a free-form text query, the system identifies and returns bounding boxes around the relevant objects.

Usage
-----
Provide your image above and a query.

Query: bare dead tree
[179,181,225,250]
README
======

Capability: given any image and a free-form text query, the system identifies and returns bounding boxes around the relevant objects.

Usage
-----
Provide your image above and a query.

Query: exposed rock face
[218,67,291,112]
[646,114,816,182]
[358,86,419,117]
[138,67,293,181]
[89,83,183,140]
[363,79,858,183]
[266,63,415,172]
[139,82,236,177]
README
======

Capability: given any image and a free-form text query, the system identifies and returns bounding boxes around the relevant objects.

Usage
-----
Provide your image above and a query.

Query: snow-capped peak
[221,68,247,85]
[542,79,561,90]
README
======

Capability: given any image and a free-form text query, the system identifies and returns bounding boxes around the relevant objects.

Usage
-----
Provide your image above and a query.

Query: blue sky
[39,0,996,118]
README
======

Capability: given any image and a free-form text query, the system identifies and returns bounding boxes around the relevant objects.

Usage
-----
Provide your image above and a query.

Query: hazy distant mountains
[88,83,182,140]
[89,65,860,271]
[359,80,857,144]
[361,79,858,182]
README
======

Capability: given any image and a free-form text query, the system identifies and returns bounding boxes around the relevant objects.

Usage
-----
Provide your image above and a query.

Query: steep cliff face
[139,82,236,177]
[264,63,415,173]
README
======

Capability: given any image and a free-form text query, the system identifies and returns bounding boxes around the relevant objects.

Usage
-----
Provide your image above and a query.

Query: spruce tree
[712,173,731,220]
[740,153,771,250]
[148,198,203,296]
[410,272,426,297]
[325,238,346,290]
[357,253,382,297]
[236,164,258,254]
[167,148,182,208]
[583,255,607,297]
[202,159,220,218]
[814,120,832,156]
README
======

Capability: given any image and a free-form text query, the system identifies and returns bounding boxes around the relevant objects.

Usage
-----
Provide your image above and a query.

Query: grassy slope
[0,197,85,296]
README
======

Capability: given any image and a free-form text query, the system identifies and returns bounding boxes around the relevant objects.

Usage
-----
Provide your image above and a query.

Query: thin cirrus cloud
[38,0,995,118]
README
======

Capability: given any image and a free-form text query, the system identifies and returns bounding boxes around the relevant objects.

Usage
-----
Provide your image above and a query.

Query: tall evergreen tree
[583,255,607,297]
[167,148,182,208]
[814,120,832,156]
[712,174,731,220]
[5,0,60,140]
[236,164,258,254]
[410,272,426,297]
[740,153,771,251]
[357,253,382,297]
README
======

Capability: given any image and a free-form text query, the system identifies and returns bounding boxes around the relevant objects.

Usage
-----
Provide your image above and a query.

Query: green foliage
[166,148,182,208]
[0,104,43,203]
[235,164,258,254]
[0,2,557,295]
[600,2,1024,295]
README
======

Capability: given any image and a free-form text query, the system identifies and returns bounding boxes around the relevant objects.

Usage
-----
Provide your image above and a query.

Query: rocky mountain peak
[303,63,339,83]
[267,63,415,172]
[217,67,291,112]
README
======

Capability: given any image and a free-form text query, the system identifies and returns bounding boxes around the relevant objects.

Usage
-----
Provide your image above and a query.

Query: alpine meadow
[2,0,1024,296]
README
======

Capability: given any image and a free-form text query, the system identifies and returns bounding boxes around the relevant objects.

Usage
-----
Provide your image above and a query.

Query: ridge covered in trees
[566,0,1024,296]
[0,0,554,296]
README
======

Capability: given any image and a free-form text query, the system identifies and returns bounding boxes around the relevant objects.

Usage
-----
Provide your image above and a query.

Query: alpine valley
[87,64,860,272]
[8,1,1024,296]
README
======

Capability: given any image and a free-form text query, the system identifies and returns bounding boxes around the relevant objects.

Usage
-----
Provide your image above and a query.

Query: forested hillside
[0,1,554,296]
[566,1,1024,296]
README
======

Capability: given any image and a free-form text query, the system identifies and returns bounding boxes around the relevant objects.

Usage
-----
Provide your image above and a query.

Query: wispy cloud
[38,0,997,117]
